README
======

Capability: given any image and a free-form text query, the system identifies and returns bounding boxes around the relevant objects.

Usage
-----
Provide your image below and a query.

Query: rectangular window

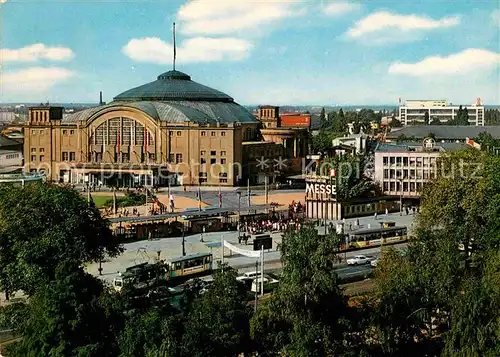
[403,157,409,166]
[403,181,409,192]
[390,182,395,191]
[199,178,208,183]
[221,158,227,164]
[62,129,67,135]
[39,155,44,161]
[210,158,216,164]
[219,178,228,183]
[221,132,226,136]
[31,130,36,135]
[169,153,174,162]
[31,155,36,162]
[383,169,389,179]
[211,131,215,136]
[177,131,181,136]
[201,131,206,136]
[199,172,207,177]
[210,150,216,156]
[169,131,173,137]
[62,152,69,161]
[39,129,44,135]
[383,182,389,191]
[148,153,155,162]
[396,157,402,166]
[221,151,226,156]
[70,130,75,135]
[389,157,395,165]
[69,152,76,161]
[201,158,206,164]
[410,182,416,192]
[200,150,206,156]
[383,156,388,166]
[176,153,183,163]
[31,148,36,153]
[389,169,395,179]
[219,172,228,178]
[122,153,130,163]
[39,148,45,153]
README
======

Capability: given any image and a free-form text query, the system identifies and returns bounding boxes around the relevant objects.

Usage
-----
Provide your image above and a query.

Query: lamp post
[399,177,403,216]
[182,225,186,256]
[237,191,241,240]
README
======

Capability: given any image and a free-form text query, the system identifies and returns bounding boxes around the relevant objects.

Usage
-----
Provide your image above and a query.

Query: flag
[218,186,222,208]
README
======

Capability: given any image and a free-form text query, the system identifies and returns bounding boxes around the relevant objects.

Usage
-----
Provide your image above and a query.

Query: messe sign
[305,182,337,196]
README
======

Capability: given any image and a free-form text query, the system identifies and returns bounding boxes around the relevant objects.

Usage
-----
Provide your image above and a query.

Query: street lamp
[182,225,186,257]
[236,191,241,240]
[399,175,403,216]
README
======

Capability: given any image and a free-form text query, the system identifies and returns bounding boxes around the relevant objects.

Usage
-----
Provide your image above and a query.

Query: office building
[399,99,484,126]
[374,138,468,199]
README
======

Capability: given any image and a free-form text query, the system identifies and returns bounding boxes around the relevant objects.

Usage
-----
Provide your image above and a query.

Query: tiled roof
[386,125,500,140]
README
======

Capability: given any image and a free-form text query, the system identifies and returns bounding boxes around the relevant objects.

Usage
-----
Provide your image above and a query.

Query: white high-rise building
[399,98,485,126]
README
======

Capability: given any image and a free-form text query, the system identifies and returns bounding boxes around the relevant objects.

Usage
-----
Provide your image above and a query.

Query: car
[251,276,279,293]
[236,271,260,282]
[370,258,380,267]
[347,255,370,265]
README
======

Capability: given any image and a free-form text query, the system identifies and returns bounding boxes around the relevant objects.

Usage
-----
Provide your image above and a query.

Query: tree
[430,117,441,125]
[319,107,328,130]
[0,183,122,296]
[450,105,470,125]
[424,111,429,125]
[320,154,380,200]
[475,132,500,152]
[374,149,500,356]
[389,117,402,128]
[181,265,251,357]
[7,264,123,357]
[251,227,352,356]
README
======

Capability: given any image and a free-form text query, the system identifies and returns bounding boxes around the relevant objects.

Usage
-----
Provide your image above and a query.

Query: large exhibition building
[23,69,308,187]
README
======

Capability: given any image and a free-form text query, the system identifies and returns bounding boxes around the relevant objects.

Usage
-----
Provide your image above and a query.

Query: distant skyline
[0,0,499,105]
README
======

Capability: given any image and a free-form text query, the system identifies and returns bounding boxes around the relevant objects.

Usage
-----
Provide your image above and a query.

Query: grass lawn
[90,195,111,208]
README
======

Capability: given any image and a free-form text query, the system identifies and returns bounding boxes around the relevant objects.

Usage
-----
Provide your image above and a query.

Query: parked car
[251,276,279,293]
[370,258,380,267]
[347,255,370,265]
[236,271,260,282]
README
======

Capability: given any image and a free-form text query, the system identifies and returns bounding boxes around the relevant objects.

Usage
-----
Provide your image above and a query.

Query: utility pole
[247,178,251,208]
[254,260,258,312]
[182,225,186,256]
[260,245,264,297]
[145,186,149,216]
[237,191,241,241]
[264,176,269,214]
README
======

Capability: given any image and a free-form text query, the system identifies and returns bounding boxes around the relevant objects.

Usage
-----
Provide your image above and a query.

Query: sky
[0,0,499,106]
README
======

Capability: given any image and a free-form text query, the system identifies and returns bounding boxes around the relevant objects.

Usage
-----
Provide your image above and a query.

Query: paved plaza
[86,211,417,282]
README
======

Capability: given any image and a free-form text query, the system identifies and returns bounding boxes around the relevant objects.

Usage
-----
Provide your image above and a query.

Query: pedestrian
[374,212,378,220]
[385,208,389,215]
[148,231,152,241]
[200,225,205,242]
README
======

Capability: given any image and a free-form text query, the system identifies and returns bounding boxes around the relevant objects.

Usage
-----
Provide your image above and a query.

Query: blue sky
[1,0,499,105]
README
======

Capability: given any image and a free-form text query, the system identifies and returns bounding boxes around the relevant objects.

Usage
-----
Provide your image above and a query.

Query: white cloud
[2,67,75,92]
[322,1,361,16]
[345,11,460,40]
[123,36,252,64]
[388,48,500,76]
[177,0,306,35]
[0,43,74,62]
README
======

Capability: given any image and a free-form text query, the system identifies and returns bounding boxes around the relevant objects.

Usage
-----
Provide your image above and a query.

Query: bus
[346,226,408,249]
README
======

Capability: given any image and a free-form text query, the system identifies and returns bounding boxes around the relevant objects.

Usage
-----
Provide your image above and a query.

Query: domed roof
[113,70,234,102]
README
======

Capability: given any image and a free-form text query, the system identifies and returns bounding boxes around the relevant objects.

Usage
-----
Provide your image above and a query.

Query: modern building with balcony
[374,138,468,200]
[399,99,484,126]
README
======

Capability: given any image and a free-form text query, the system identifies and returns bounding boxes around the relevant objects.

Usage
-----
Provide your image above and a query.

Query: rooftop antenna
[173,22,177,71]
